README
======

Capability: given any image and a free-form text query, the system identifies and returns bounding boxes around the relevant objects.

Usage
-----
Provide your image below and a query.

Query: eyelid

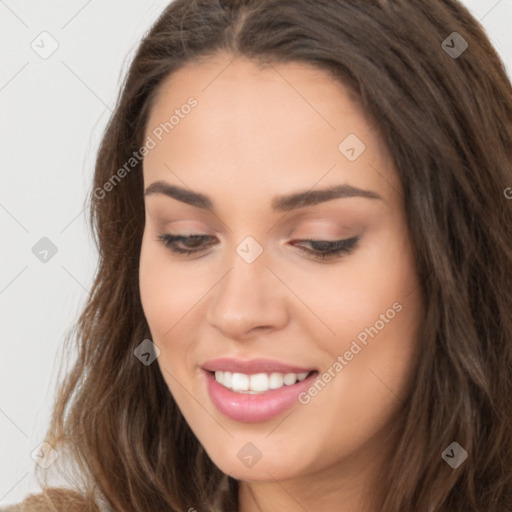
[157,232,360,261]
[290,236,360,260]
[161,220,214,234]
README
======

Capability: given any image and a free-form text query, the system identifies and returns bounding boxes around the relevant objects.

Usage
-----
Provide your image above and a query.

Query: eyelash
[156,233,359,261]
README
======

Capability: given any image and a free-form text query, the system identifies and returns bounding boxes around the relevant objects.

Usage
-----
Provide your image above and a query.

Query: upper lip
[201,357,316,374]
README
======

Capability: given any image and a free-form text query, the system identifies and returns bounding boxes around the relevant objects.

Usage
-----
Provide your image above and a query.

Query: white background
[1,0,511,506]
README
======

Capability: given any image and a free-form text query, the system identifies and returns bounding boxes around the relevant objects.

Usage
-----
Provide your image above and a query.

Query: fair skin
[139,53,424,511]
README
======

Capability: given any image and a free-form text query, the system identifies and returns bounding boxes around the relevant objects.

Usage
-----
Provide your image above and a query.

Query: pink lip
[202,367,318,423]
[201,357,316,374]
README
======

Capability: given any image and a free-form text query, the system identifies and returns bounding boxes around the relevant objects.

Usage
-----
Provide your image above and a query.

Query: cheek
[139,245,173,335]
[138,231,209,388]
[284,226,419,348]
[303,226,423,412]
[139,231,199,338]
[296,294,422,474]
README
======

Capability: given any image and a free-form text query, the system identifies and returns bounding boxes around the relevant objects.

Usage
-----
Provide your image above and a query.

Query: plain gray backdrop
[1,0,511,506]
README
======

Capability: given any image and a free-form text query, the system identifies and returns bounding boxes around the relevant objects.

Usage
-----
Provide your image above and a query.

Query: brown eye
[291,236,359,260]
[157,233,216,255]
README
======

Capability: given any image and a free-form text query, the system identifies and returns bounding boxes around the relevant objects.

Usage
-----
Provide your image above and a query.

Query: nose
[206,248,289,340]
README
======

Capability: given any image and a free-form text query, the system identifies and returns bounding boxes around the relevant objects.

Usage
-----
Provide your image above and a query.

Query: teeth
[250,373,269,392]
[231,372,249,391]
[269,372,283,389]
[214,371,310,393]
[283,373,297,385]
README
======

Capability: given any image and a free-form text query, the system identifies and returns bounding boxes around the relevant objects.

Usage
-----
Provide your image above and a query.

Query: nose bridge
[206,237,288,337]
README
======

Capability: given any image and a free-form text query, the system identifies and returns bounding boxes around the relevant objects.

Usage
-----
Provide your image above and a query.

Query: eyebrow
[144,181,383,212]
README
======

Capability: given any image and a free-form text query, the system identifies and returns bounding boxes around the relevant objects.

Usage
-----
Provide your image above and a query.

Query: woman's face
[139,54,424,488]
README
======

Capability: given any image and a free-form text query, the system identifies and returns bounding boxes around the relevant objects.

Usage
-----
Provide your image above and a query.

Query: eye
[291,236,359,260]
[156,233,216,256]
[157,233,360,261]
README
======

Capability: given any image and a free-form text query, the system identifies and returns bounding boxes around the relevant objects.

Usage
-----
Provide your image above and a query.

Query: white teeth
[283,373,297,385]
[249,373,269,392]
[213,370,311,393]
[231,372,249,391]
[269,372,283,389]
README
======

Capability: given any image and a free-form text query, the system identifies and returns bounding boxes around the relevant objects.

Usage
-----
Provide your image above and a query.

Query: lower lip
[203,369,318,423]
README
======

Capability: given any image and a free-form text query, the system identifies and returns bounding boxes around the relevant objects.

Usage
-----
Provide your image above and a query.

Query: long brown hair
[15,0,512,510]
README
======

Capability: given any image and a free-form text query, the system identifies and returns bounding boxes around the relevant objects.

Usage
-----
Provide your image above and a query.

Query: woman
[10,0,512,510]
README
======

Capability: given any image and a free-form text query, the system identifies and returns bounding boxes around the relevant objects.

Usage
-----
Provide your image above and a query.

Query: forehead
[147,54,370,135]
[143,54,399,205]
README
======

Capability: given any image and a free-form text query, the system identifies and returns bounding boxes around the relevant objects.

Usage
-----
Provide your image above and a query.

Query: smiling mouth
[207,370,318,394]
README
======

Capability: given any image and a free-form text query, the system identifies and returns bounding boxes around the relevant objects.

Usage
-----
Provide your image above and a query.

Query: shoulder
[0,488,100,512]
